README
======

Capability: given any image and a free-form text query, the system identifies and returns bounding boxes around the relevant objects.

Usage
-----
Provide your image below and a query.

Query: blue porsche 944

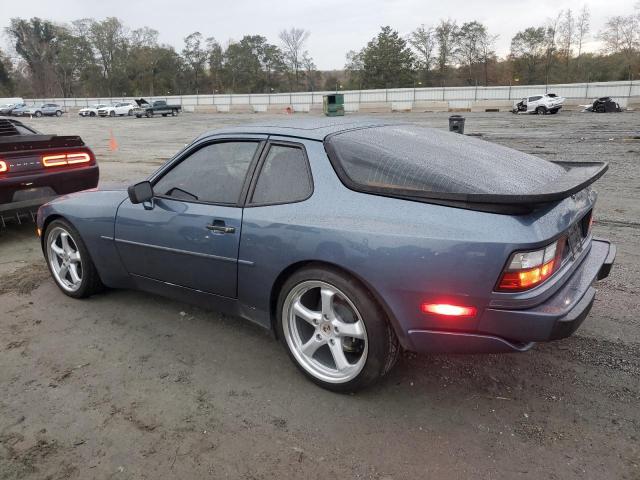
[37,119,615,391]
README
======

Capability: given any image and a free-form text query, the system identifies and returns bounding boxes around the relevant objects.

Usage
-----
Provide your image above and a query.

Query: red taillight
[421,303,477,317]
[497,238,566,291]
[0,160,7,173]
[42,151,91,167]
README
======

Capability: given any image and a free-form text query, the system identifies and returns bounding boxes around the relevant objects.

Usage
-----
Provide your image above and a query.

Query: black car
[0,118,99,226]
[587,97,623,113]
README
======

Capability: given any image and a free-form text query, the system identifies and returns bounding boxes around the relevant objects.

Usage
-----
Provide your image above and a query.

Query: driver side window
[153,141,259,204]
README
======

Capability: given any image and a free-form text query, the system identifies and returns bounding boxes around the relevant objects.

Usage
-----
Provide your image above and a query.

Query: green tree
[359,26,415,88]
[510,27,547,83]
[0,49,14,95]
[435,19,458,79]
[6,17,59,96]
[89,17,130,96]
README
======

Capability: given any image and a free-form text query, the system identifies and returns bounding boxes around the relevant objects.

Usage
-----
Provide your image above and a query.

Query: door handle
[206,220,235,234]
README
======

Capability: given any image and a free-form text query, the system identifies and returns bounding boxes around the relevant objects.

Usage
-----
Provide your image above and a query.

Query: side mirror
[128,181,154,204]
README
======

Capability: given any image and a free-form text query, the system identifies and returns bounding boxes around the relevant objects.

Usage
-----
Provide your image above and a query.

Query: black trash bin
[448,115,465,134]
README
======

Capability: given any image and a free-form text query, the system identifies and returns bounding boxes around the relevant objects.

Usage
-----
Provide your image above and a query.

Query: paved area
[1,111,639,479]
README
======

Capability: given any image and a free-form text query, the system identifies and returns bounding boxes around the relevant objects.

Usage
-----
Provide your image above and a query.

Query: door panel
[115,198,242,297]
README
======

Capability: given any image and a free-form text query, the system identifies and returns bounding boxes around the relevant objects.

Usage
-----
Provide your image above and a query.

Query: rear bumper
[407,239,615,354]
[0,165,98,222]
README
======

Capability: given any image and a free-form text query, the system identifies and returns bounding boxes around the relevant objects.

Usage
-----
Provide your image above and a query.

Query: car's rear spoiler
[359,161,608,215]
[0,135,85,153]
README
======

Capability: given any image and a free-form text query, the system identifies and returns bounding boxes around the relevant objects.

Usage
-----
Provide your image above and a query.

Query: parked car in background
[0,103,26,116]
[79,104,108,117]
[22,104,64,118]
[98,102,135,117]
[512,93,565,114]
[133,99,181,118]
[36,119,614,392]
[0,117,98,226]
[11,104,34,117]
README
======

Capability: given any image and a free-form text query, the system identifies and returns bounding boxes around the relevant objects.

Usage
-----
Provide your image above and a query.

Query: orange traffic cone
[109,130,119,151]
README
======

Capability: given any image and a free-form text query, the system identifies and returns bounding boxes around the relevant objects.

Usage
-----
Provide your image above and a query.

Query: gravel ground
[1,111,639,479]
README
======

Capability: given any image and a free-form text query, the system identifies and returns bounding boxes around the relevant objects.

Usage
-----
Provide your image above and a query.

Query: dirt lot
[1,111,639,479]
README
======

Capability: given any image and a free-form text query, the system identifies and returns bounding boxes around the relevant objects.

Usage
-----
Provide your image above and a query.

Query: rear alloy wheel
[278,267,399,392]
[35,111,42,118]
[55,110,62,117]
[536,106,547,115]
[44,220,103,298]
[90,111,96,117]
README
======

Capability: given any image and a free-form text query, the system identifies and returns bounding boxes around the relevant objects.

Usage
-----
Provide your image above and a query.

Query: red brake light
[0,160,7,173]
[42,151,91,167]
[421,303,477,317]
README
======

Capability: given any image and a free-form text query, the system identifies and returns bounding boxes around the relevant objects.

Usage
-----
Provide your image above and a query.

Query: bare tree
[576,5,590,58]
[599,11,640,78]
[409,25,436,84]
[279,27,310,90]
[182,32,208,93]
[479,31,498,86]
[558,9,575,67]
[544,12,563,86]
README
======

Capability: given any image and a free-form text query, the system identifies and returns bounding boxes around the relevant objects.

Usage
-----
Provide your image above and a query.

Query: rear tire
[55,110,62,117]
[35,111,42,118]
[171,109,178,116]
[536,106,547,115]
[90,111,96,117]
[109,110,115,117]
[43,219,104,299]
[277,266,399,392]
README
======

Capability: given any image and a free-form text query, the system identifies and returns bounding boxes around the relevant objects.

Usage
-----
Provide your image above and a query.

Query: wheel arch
[268,260,409,348]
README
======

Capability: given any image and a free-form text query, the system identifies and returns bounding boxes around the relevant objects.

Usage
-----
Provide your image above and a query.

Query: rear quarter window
[251,145,312,204]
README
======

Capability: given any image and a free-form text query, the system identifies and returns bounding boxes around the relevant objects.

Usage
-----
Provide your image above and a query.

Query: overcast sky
[1,0,637,70]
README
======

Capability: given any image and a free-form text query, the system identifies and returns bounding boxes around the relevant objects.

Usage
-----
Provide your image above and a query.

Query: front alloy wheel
[44,219,103,298]
[47,226,83,292]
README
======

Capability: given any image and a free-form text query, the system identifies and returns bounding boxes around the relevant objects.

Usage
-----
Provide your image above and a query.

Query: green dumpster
[323,94,345,117]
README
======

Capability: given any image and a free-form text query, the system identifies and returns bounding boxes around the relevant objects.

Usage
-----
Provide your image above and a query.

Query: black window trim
[243,139,314,208]
[150,137,267,208]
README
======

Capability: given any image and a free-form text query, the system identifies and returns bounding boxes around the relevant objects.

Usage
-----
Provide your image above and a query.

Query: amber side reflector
[421,303,477,317]
[0,160,7,172]
[42,152,91,167]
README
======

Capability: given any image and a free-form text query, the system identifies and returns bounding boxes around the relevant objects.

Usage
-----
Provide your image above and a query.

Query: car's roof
[199,117,397,141]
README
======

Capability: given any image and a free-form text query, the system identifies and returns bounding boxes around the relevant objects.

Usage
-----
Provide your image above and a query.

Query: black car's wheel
[171,109,178,116]
[536,106,547,115]
[55,110,62,117]
[146,111,152,118]
[44,219,104,299]
[109,110,115,117]
[277,266,399,392]
[34,111,42,118]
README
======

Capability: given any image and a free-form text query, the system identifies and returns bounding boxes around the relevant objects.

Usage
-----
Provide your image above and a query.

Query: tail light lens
[0,160,7,173]
[497,237,566,291]
[42,151,91,167]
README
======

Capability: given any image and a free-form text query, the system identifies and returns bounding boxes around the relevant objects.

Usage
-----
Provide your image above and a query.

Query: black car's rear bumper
[408,239,615,353]
[1,165,98,224]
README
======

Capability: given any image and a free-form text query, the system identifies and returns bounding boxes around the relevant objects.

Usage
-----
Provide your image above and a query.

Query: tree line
[0,5,638,99]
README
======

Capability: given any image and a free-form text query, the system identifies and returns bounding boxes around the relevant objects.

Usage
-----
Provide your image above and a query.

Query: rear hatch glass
[325,125,565,196]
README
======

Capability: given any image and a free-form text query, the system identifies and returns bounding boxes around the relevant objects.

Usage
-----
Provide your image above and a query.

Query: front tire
[44,219,104,299]
[536,106,547,115]
[109,110,115,117]
[35,111,42,118]
[55,110,62,117]
[171,109,178,116]
[277,266,399,392]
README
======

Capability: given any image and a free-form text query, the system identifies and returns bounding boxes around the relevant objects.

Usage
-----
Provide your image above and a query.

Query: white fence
[25,80,640,112]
